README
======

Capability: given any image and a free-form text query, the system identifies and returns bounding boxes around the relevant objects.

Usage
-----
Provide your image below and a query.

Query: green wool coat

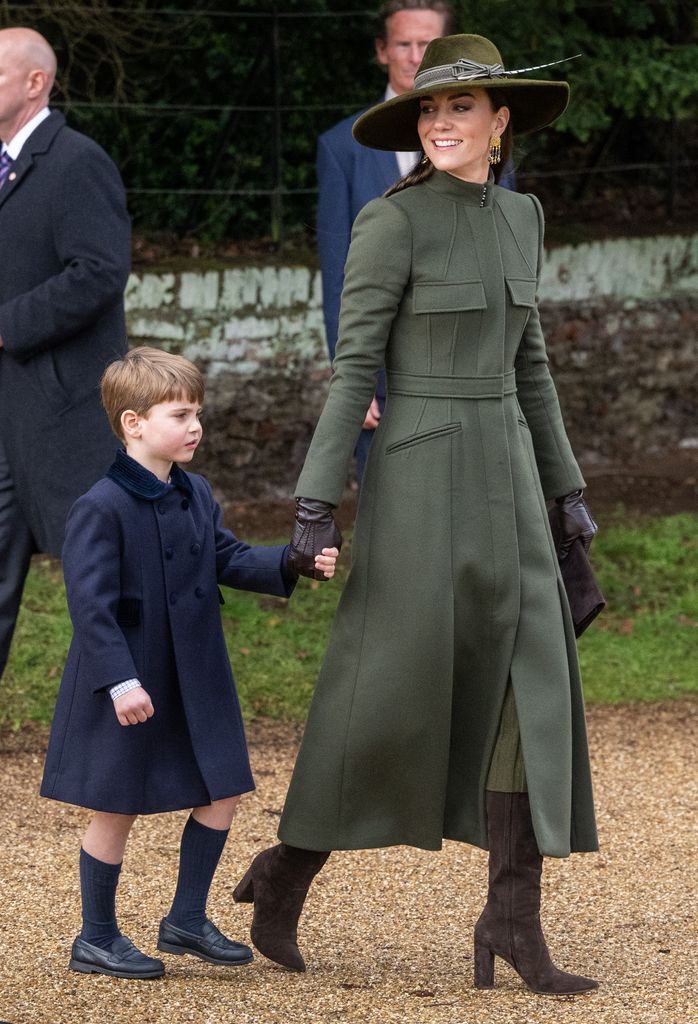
[279,170,598,858]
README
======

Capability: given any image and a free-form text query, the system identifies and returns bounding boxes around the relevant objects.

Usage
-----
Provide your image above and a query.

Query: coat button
[190,543,201,555]
[181,499,190,510]
[164,547,174,560]
[195,586,205,598]
[169,592,178,605]
[158,503,167,514]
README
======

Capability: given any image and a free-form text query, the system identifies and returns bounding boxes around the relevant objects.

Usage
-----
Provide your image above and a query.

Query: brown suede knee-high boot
[474,792,598,995]
[233,843,330,971]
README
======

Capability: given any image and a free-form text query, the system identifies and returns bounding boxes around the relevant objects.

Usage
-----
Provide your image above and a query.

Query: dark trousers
[0,440,34,679]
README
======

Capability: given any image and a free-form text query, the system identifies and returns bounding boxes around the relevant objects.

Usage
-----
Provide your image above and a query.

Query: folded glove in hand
[555,489,597,560]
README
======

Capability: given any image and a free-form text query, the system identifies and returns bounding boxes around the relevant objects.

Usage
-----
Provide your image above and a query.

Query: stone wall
[125,235,698,498]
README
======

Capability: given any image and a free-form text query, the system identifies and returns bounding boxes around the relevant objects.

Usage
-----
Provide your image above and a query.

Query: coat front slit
[278,171,598,857]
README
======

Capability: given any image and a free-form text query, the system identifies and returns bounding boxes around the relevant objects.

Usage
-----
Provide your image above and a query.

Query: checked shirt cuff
[109,678,142,701]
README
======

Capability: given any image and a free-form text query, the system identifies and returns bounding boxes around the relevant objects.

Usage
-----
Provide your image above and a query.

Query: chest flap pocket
[413,280,486,314]
[505,277,537,308]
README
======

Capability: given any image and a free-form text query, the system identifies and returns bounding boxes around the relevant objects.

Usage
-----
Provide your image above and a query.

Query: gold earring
[488,135,501,165]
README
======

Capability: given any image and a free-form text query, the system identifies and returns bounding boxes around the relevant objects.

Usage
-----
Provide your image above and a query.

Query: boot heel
[474,942,495,988]
[233,867,255,904]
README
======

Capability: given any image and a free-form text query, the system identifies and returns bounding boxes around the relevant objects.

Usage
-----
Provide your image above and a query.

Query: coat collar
[107,448,194,500]
[0,110,65,210]
[424,168,496,207]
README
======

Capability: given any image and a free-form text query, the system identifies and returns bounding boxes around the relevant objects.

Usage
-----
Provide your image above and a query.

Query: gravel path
[0,701,695,1024]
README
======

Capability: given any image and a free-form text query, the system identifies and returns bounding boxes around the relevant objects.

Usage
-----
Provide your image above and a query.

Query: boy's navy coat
[41,452,296,814]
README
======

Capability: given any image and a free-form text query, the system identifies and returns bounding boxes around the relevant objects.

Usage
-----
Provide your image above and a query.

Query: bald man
[0,28,130,681]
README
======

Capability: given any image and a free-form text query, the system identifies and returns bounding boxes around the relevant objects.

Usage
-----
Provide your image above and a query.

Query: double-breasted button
[194,586,205,599]
[158,503,167,515]
[164,547,174,560]
[181,499,190,510]
[190,543,201,556]
[169,592,178,606]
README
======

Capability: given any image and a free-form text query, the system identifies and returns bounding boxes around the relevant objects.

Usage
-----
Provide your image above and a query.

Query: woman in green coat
[235,34,600,996]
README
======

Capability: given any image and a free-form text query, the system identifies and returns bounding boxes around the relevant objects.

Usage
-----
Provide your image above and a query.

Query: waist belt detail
[387,370,517,399]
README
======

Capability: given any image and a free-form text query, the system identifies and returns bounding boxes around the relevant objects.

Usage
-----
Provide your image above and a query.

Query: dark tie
[0,151,12,190]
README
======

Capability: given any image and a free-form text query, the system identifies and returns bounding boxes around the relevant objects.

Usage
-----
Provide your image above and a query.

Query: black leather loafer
[69,934,165,979]
[157,917,253,966]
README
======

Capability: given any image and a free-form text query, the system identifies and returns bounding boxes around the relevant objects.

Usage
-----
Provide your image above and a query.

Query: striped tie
[0,150,12,190]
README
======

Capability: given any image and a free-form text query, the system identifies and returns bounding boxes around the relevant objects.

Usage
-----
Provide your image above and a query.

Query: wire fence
[4,3,696,241]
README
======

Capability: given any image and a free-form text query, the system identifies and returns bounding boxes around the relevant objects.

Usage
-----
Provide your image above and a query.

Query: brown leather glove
[288,497,342,581]
[555,489,598,559]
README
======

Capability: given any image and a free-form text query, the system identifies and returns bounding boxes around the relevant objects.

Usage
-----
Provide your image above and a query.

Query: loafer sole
[157,939,253,967]
[69,957,164,979]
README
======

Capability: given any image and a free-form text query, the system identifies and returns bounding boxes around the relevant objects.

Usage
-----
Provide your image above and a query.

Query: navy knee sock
[79,847,122,949]
[166,815,229,935]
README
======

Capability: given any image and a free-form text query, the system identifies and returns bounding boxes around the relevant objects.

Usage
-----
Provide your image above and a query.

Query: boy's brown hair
[101,346,205,440]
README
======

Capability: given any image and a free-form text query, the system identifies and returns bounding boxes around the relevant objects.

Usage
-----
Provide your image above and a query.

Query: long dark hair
[385,88,514,197]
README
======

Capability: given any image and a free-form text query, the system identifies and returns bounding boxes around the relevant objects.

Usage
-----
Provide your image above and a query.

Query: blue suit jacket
[317,103,517,399]
[317,107,400,398]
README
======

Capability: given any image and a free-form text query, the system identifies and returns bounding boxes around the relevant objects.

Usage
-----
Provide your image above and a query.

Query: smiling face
[122,397,203,480]
[417,87,509,183]
[375,9,447,96]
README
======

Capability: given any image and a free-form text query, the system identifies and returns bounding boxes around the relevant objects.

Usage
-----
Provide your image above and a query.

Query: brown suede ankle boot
[233,843,329,971]
[474,791,598,995]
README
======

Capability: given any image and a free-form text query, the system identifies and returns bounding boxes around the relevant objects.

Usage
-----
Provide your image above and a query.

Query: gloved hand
[555,489,598,559]
[288,497,343,581]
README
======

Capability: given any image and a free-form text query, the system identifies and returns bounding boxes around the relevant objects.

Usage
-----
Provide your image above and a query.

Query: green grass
[578,513,698,703]
[2,513,696,729]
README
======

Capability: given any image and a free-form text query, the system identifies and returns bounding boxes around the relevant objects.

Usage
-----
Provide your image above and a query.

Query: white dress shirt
[2,106,51,158]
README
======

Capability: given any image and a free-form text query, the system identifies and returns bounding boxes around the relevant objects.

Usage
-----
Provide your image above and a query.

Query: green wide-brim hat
[353,33,572,151]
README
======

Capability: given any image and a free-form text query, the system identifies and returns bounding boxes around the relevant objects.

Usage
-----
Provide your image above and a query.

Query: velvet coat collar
[106,448,193,500]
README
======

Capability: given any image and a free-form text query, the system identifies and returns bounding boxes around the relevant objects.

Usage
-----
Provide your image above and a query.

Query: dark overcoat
[0,111,130,556]
[279,171,598,858]
[41,451,296,814]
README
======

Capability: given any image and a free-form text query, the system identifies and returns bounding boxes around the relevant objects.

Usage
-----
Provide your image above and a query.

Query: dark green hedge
[2,0,696,239]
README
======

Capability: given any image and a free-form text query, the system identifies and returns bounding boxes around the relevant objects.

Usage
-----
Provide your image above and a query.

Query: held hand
[289,498,342,581]
[315,546,340,579]
[555,490,598,559]
[113,686,155,727]
[362,396,381,431]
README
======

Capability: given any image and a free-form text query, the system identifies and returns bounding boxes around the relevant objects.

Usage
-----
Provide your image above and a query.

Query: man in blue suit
[317,0,515,480]
[0,27,131,682]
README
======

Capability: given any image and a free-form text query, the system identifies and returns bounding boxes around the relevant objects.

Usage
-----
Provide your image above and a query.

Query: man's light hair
[101,346,205,440]
[375,0,457,41]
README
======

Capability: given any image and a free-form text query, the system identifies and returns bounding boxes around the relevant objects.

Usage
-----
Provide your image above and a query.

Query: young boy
[41,347,338,979]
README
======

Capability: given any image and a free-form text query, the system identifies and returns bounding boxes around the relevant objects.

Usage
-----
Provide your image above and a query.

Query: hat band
[414,59,505,89]
[413,53,581,91]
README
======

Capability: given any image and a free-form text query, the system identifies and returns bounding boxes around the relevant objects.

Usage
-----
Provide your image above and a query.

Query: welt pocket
[506,277,537,308]
[35,351,73,413]
[116,598,141,628]
[413,280,486,314]
[386,421,462,455]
